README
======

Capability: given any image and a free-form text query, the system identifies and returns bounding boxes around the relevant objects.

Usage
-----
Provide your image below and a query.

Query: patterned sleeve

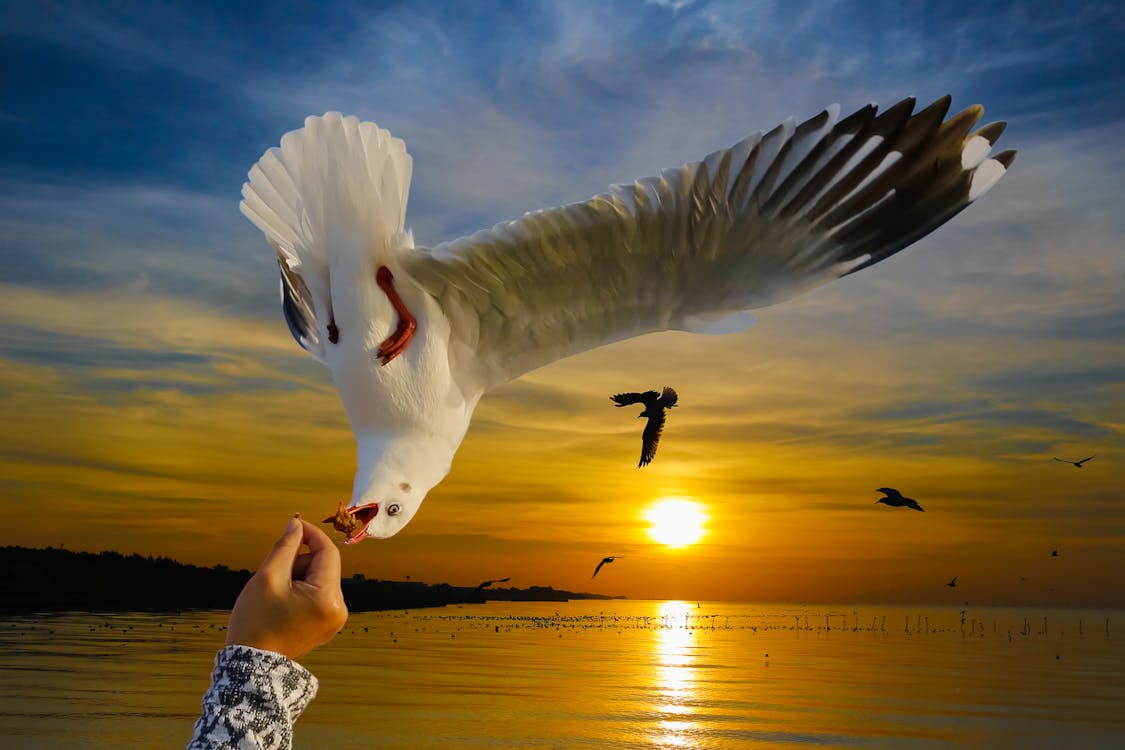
[187,645,319,750]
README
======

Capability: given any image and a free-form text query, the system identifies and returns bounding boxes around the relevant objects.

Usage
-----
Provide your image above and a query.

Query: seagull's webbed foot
[374,266,416,366]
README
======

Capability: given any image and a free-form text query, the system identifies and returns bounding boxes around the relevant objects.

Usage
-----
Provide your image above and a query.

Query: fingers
[258,516,303,581]
[298,519,342,588]
[292,551,313,581]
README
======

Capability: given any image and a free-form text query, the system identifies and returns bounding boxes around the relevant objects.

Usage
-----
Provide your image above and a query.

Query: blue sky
[1,1,1123,603]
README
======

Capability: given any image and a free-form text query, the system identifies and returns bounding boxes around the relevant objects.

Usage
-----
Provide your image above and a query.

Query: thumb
[258,516,303,580]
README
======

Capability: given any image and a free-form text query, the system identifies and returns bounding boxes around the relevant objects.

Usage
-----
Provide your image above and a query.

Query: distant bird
[874,487,925,512]
[475,577,511,590]
[592,556,622,579]
[611,387,678,467]
[1051,549,1059,557]
[946,576,958,588]
[1054,455,1095,468]
[240,98,1015,541]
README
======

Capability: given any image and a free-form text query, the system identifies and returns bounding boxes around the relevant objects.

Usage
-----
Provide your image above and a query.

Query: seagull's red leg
[374,266,416,366]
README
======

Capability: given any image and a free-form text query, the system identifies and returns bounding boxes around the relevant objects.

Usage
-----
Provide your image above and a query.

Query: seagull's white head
[343,428,460,541]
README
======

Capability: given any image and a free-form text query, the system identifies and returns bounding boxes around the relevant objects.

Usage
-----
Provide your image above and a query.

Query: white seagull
[240,96,1015,542]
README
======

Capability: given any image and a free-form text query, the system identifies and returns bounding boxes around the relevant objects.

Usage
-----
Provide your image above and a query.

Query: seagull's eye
[387,504,401,516]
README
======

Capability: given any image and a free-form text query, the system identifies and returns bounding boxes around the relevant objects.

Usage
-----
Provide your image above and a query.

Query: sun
[644,498,707,548]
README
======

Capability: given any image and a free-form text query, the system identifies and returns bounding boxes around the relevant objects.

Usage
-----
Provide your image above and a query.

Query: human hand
[226,515,348,660]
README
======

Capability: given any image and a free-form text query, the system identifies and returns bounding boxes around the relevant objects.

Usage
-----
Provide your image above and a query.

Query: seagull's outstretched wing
[1053,457,1071,464]
[612,391,659,407]
[877,487,901,498]
[1076,455,1095,465]
[405,96,1015,390]
[592,559,607,579]
[639,410,667,467]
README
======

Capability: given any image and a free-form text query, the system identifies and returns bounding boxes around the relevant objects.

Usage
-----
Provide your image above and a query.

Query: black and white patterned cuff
[187,645,318,750]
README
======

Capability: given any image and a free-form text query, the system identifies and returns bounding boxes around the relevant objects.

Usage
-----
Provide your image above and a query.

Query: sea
[2,600,1124,749]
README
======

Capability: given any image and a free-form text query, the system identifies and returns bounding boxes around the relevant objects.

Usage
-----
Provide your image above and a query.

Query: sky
[2,0,1123,607]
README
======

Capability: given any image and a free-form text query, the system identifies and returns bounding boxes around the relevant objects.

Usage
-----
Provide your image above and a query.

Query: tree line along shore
[0,545,622,615]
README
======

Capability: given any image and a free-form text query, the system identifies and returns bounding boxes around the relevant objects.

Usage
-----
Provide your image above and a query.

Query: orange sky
[1,269,1121,607]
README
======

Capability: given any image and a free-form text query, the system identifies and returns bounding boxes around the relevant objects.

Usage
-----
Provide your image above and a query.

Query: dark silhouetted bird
[475,577,511,590]
[592,556,622,579]
[1051,549,1059,557]
[1054,455,1095,468]
[946,576,958,588]
[875,487,924,512]
[611,387,678,467]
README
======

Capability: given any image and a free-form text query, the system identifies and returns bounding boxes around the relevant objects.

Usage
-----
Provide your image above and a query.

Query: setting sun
[644,498,707,548]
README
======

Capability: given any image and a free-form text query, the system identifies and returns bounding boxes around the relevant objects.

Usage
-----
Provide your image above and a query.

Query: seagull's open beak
[345,502,380,545]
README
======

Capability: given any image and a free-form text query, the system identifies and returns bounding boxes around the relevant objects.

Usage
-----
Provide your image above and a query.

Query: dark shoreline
[0,545,622,615]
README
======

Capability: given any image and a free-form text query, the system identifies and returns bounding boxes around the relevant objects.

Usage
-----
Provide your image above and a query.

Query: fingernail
[286,517,300,534]
[294,512,301,519]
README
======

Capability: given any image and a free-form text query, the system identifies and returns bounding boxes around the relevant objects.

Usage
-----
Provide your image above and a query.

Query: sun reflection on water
[651,601,700,747]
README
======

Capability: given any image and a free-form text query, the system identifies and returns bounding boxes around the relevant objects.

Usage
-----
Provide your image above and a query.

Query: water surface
[2,601,1123,748]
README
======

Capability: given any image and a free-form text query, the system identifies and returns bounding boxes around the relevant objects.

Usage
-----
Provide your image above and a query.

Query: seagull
[1054,455,1095,468]
[874,487,925,512]
[611,387,678,466]
[592,557,622,579]
[239,97,1015,541]
[1051,549,1059,557]
[946,576,958,588]
[475,577,511,590]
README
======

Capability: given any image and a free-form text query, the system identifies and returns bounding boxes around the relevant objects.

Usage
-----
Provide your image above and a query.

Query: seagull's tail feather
[239,113,413,356]
[241,112,412,272]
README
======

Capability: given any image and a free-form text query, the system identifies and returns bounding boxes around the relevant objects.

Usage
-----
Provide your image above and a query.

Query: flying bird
[946,576,958,588]
[1054,455,1095,468]
[611,387,678,466]
[592,557,622,579]
[1051,549,1059,557]
[475,577,511,590]
[239,97,1015,541]
[874,488,925,512]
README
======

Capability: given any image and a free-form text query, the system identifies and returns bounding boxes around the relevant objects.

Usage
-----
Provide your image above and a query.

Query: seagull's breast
[327,272,465,433]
